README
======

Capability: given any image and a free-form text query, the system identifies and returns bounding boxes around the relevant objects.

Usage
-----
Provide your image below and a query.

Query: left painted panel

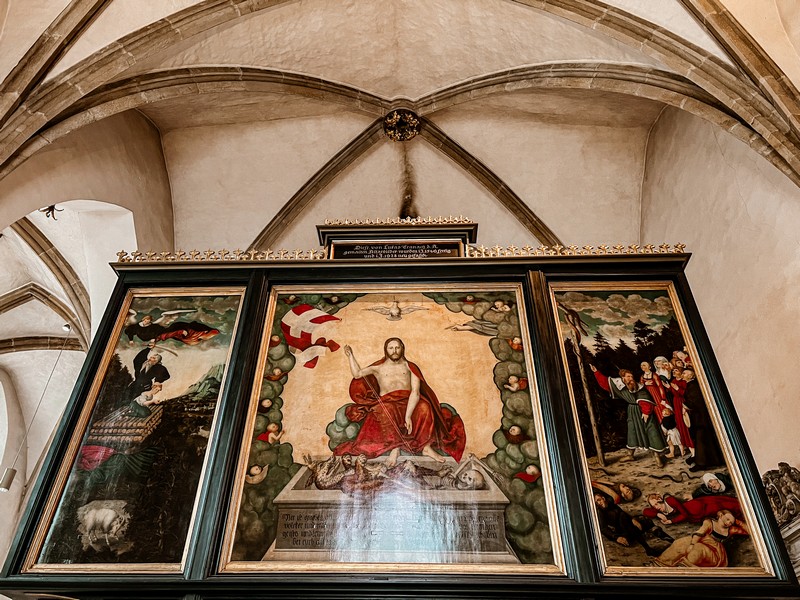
[23,288,245,573]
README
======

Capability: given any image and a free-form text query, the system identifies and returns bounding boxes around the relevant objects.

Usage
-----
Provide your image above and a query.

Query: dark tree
[95,353,133,415]
[564,339,627,456]
[651,317,684,358]
[614,338,638,374]
[632,319,656,357]
[593,331,611,354]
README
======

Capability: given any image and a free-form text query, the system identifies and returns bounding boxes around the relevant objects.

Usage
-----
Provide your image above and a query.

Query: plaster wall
[127,0,665,98]
[163,113,374,250]
[0,0,70,81]
[0,369,24,563]
[723,0,800,91]
[433,112,649,246]
[0,111,173,251]
[24,201,136,338]
[4,232,70,309]
[0,351,85,481]
[274,137,538,249]
[641,106,800,473]
[274,140,407,248]
[0,236,36,295]
[28,210,89,287]
[0,303,66,338]
[408,140,539,247]
[603,0,733,64]
[49,0,203,80]
[75,206,136,337]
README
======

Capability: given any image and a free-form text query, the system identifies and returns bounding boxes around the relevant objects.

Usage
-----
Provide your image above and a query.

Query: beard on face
[625,379,637,391]
[383,338,405,362]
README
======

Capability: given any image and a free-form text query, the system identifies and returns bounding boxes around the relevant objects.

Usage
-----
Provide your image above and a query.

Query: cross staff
[346,346,415,455]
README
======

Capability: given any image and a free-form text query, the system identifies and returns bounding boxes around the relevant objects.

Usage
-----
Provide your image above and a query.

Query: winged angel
[124,308,220,346]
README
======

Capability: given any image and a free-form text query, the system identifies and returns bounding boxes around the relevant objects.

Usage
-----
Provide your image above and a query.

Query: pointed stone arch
[9,217,90,344]
[0,282,87,350]
[247,117,563,249]
[0,0,112,123]
[1,0,798,186]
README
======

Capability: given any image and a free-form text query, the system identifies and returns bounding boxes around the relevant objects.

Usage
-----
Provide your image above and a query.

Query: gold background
[281,292,504,459]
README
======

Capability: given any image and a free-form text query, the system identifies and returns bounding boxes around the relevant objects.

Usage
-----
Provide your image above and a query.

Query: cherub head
[525,464,541,478]
[507,375,519,385]
[267,422,280,433]
[249,465,262,476]
[508,425,522,436]
[261,399,273,409]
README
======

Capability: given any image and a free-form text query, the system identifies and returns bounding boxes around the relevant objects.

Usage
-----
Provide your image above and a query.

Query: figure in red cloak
[124,311,219,346]
[642,493,742,524]
[333,338,466,465]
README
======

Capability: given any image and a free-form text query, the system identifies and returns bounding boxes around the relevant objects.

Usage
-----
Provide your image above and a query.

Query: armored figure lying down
[303,454,488,495]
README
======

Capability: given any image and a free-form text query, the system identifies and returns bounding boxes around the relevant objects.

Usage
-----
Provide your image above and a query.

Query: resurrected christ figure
[333,338,466,466]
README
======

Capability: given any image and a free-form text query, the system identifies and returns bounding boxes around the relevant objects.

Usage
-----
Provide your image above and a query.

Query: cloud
[598,324,636,347]
[558,291,673,327]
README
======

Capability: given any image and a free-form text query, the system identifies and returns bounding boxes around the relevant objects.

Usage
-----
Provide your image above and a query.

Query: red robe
[670,378,694,449]
[333,359,466,461]
[641,373,667,422]
[643,494,742,524]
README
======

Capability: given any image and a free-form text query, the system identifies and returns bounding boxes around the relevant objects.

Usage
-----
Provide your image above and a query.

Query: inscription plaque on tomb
[265,460,516,563]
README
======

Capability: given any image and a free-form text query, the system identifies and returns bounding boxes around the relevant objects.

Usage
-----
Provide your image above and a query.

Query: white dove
[364,300,427,321]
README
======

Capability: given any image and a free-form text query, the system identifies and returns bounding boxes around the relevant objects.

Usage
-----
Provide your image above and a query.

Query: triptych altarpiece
[1,230,796,599]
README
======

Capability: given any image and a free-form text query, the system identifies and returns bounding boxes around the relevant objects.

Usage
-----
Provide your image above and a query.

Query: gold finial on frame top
[114,243,688,264]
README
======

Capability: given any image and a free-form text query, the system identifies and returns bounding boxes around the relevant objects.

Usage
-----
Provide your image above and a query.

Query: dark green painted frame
[0,256,796,599]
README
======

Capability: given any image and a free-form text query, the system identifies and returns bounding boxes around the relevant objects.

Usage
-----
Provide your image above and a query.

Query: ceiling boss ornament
[383,109,420,142]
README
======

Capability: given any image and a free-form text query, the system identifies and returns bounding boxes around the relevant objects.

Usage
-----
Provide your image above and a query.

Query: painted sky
[114,293,243,398]
[555,290,675,352]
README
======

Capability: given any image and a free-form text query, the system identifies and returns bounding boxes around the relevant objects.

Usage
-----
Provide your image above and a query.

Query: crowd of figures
[587,348,752,568]
[590,350,724,473]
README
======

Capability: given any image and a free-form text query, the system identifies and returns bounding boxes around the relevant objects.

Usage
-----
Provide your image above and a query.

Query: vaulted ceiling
[1,0,800,558]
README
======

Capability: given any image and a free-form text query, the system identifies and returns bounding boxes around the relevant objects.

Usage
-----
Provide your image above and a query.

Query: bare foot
[665,453,675,458]
[386,447,400,467]
[422,445,445,462]
[619,455,635,463]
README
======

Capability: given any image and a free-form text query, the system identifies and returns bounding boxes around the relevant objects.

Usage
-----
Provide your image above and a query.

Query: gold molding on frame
[323,216,474,225]
[115,249,328,263]
[465,243,687,257]
[115,243,688,264]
